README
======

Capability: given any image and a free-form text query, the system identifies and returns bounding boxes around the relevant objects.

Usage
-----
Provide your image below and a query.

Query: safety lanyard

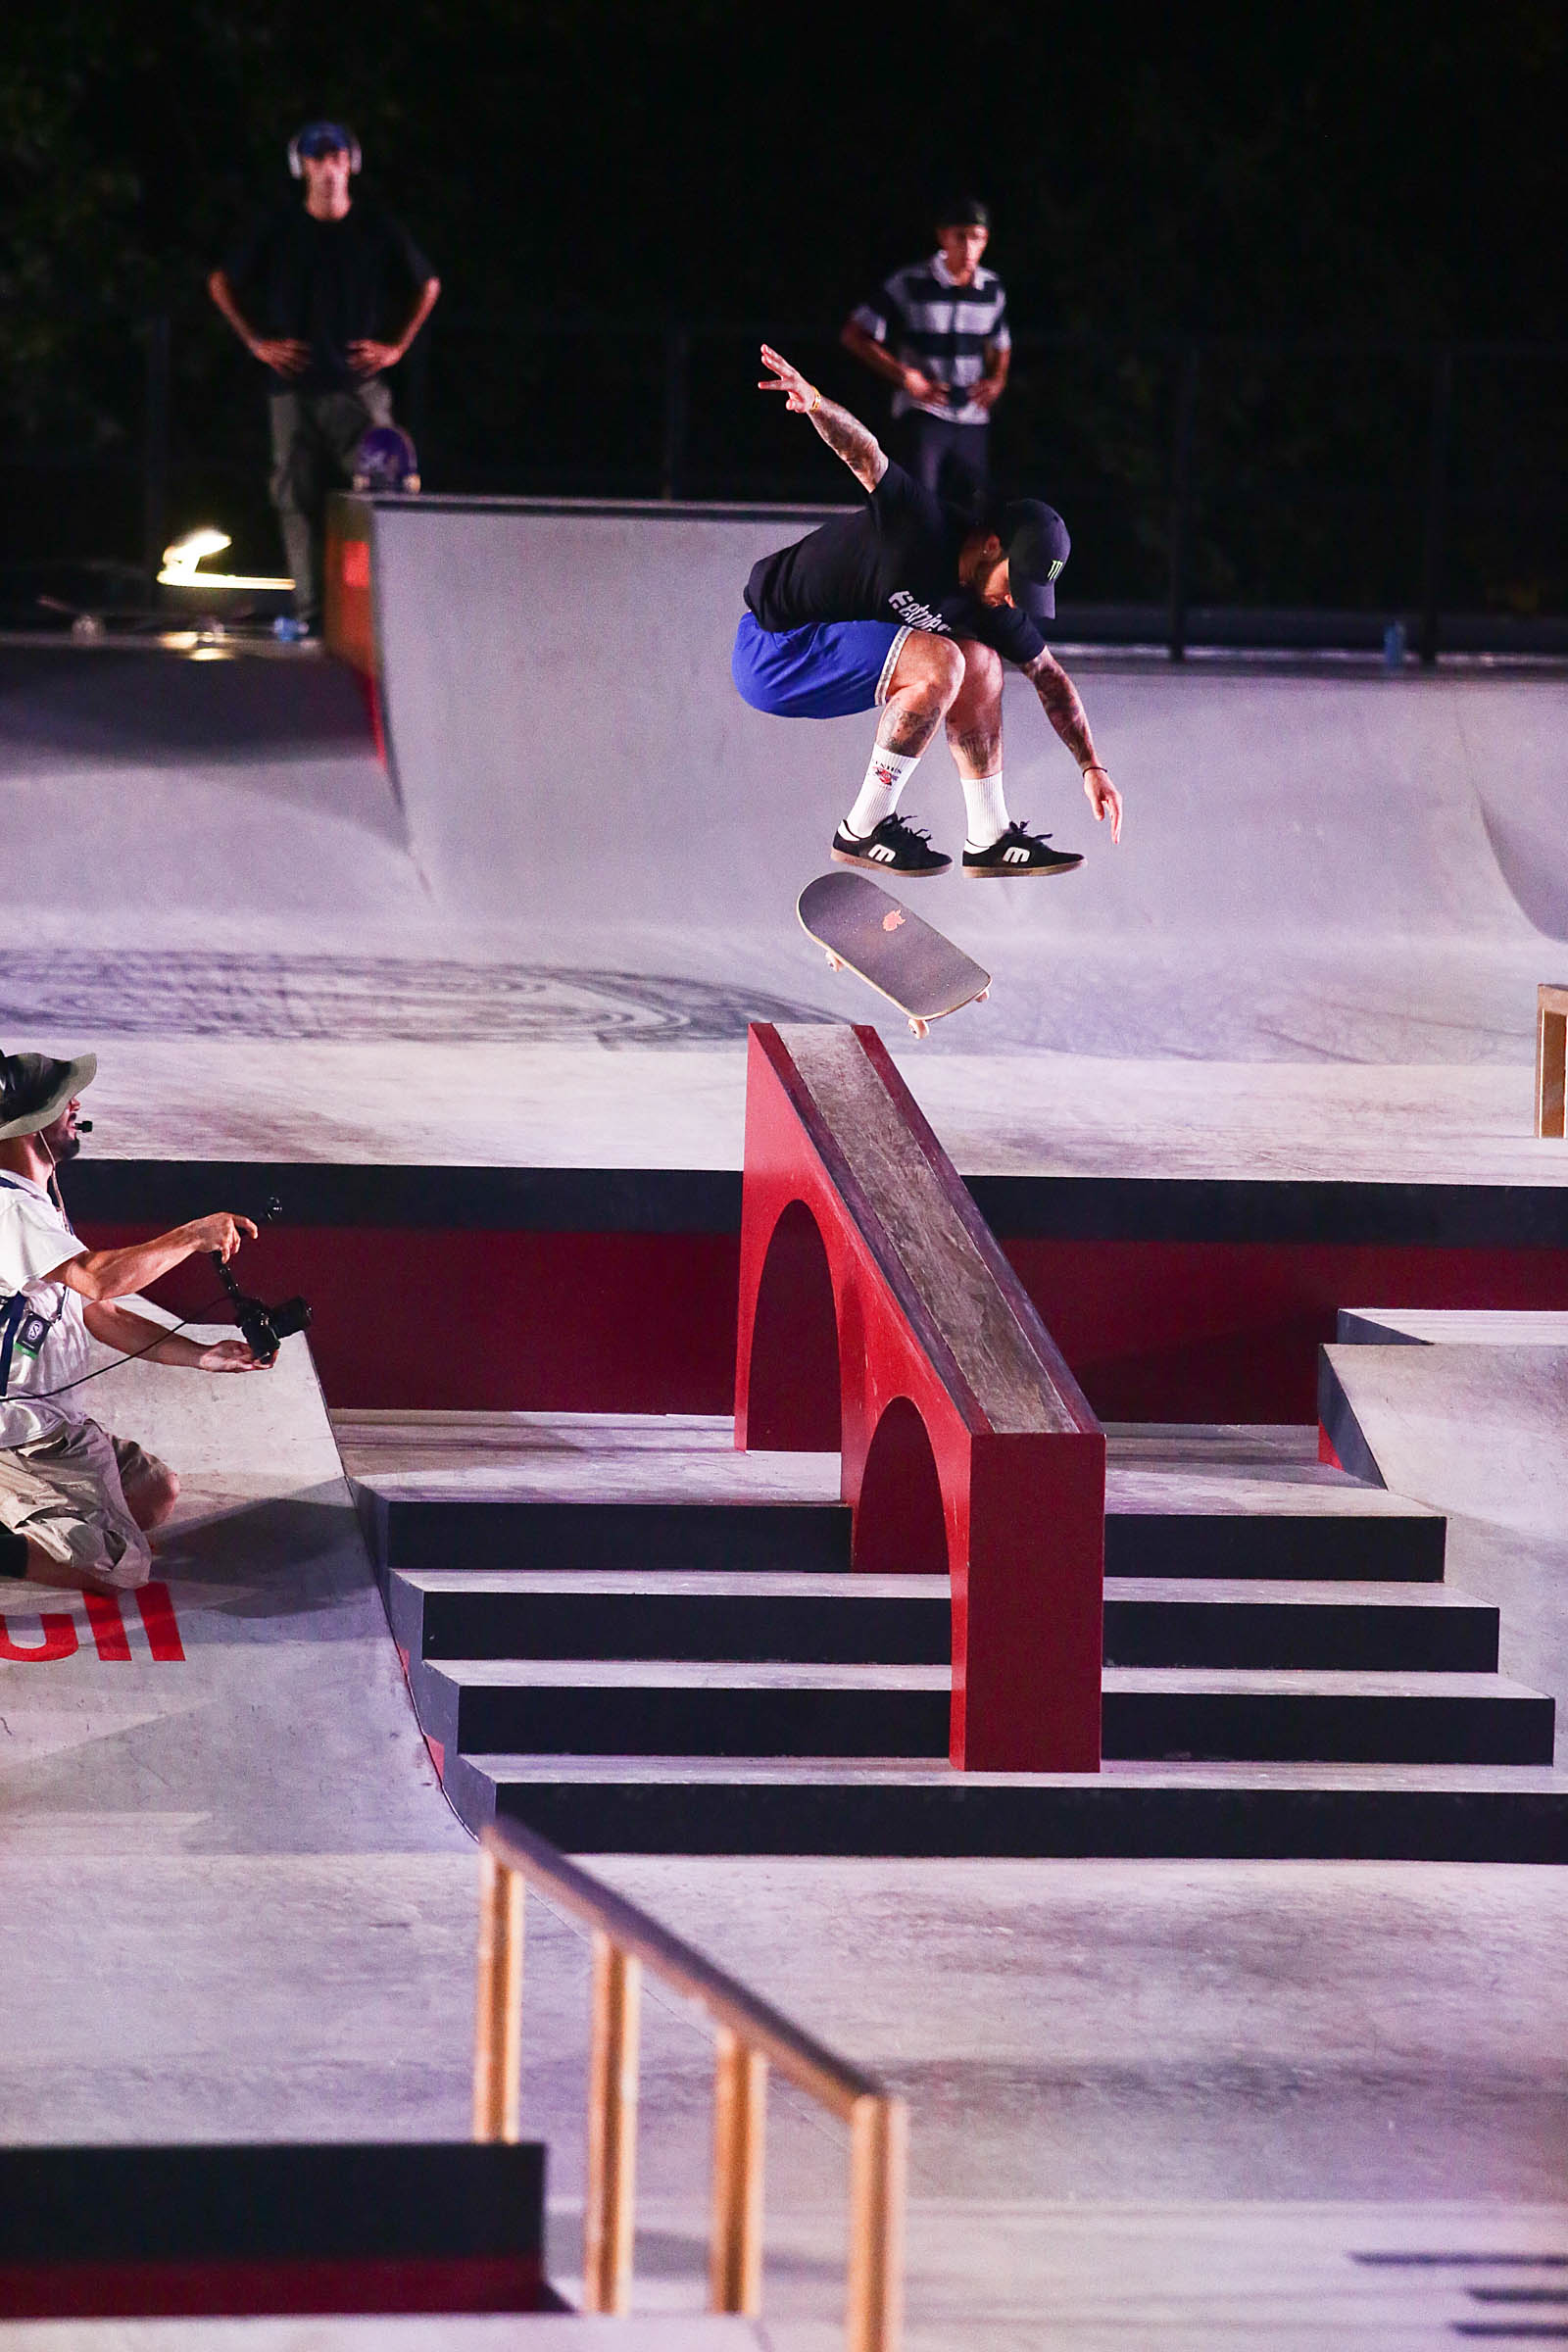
[0,1175,74,1399]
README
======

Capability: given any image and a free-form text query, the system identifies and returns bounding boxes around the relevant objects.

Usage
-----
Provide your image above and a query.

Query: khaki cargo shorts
[0,1420,168,1590]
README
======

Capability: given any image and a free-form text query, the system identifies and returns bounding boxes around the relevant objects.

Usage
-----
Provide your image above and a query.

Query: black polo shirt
[744,462,1045,665]
[222,203,433,394]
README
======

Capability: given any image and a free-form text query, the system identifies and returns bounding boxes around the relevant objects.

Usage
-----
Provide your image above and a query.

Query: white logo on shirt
[888,590,950,634]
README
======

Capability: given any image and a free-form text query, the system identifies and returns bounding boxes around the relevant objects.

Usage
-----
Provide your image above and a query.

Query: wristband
[807,388,820,413]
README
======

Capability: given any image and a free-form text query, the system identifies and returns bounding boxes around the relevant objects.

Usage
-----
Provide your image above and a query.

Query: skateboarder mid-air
[733,345,1122,878]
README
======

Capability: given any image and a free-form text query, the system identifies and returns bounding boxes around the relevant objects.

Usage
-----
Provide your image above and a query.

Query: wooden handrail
[473,1821,906,2350]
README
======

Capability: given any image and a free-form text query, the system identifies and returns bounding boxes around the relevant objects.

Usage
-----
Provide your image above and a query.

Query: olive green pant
[0,1421,166,1589]
[269,379,394,622]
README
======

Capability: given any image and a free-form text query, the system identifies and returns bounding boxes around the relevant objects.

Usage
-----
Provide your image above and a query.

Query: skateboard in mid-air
[797,870,991,1038]
[353,423,421,494]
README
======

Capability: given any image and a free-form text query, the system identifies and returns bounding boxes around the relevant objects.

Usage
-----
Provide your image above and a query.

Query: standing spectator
[841,197,1009,512]
[208,122,440,635]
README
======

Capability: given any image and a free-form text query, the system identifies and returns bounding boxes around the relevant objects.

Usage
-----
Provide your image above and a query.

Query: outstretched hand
[1083,765,1124,844]
[759,344,818,413]
[196,1338,270,1373]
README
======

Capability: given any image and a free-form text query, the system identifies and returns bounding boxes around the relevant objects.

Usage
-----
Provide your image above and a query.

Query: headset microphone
[76,1119,93,1132]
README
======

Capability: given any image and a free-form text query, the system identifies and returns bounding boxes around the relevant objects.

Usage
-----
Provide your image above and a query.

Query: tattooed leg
[840,630,964,841]
[875,630,965,758]
[945,640,1004,777]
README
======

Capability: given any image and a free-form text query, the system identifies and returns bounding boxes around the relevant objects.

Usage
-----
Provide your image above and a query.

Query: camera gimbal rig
[210,1197,312,1366]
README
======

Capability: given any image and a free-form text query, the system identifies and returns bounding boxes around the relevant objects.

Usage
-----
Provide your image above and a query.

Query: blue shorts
[731,612,910,719]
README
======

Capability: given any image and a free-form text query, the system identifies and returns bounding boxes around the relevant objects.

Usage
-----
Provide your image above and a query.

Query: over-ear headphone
[287,122,363,178]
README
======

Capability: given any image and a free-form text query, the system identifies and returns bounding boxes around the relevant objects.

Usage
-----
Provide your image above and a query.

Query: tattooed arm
[1022,645,1124,842]
[758,343,888,492]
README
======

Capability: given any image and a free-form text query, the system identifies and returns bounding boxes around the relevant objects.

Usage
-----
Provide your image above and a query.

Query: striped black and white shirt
[852,253,1011,428]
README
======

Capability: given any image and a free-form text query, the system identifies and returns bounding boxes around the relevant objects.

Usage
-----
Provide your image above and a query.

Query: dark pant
[896,412,990,512]
[269,380,394,621]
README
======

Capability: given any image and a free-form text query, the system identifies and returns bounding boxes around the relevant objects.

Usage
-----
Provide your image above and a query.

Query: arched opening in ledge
[743,1199,842,1451]
[854,1394,949,1577]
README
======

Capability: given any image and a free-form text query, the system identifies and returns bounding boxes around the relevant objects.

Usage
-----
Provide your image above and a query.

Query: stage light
[159,528,293,593]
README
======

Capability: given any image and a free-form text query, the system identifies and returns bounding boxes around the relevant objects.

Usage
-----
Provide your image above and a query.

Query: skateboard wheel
[908,1016,930,1040]
[977,987,990,1004]
[825,953,845,971]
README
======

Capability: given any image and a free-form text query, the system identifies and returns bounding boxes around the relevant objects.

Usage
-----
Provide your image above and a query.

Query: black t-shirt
[744,462,1046,665]
[221,203,433,394]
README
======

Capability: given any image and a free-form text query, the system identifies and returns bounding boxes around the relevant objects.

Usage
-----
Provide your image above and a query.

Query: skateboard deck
[797,870,991,1037]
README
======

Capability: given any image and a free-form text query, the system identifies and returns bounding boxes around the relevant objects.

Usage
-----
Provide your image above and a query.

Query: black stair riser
[427,1680,950,1760]
[1102,1600,1495,1673]
[0,2142,546,2263]
[1102,1690,1554,1766]
[394,1583,1496,1674]
[376,1499,853,1574]
[461,1768,1568,1863]
[423,1677,1552,1767]
[415,1590,952,1666]
[1104,1516,1446,1582]
[372,1498,1444,1584]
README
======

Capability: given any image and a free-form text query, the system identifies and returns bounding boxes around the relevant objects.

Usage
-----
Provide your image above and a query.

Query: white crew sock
[961,771,1010,851]
[844,745,921,838]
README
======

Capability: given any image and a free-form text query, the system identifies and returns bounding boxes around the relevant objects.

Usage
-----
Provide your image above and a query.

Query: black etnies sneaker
[962,821,1084,879]
[830,813,952,877]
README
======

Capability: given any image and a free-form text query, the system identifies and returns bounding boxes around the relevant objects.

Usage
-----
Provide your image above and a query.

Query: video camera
[209,1197,312,1366]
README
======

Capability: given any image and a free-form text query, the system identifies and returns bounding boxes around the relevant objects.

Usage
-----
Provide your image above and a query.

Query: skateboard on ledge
[797,870,991,1039]
[353,423,421,494]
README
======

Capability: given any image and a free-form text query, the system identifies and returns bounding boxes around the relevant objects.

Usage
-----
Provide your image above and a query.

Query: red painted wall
[81,1222,1568,1424]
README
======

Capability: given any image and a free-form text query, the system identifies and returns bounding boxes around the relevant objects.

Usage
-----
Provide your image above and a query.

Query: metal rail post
[583,1933,641,2312]
[1418,344,1454,668]
[710,2027,767,2313]
[845,2094,906,2352]
[475,1822,905,2346]
[1166,341,1200,662]
[472,1849,525,2141]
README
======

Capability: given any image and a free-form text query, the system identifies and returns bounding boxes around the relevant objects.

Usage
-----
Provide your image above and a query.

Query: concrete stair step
[363,1493,1446,1583]
[388,1567,1497,1673]
[450,1751,1568,1861]
[416,1657,1553,1768]
[1104,1510,1445,1581]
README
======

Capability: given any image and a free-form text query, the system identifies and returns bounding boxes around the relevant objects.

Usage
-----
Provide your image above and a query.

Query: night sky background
[1,1,1562,609]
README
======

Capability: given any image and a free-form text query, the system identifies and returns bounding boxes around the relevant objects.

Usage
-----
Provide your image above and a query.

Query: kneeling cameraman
[0,1051,267,1593]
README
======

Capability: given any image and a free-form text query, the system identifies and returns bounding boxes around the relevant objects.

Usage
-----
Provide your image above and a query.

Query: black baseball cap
[1000,500,1070,621]
[936,194,991,230]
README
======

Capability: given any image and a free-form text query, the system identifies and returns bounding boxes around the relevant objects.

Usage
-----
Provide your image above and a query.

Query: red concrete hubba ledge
[734,1021,1105,1773]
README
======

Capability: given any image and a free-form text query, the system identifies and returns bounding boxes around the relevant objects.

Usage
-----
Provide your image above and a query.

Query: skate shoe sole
[830,845,950,877]
[962,855,1084,879]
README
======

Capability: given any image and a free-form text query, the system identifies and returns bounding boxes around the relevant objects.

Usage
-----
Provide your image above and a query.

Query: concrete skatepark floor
[2,509,1567,2342]
[1,607,1566,1179]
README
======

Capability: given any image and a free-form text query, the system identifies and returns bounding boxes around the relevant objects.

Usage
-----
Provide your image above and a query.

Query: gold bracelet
[807,387,820,413]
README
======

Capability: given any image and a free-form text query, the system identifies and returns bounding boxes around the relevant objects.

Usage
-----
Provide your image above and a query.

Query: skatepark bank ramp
[331,491,1568,958]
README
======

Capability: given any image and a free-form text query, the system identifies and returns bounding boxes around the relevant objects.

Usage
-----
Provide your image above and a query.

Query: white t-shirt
[0,1172,93,1446]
